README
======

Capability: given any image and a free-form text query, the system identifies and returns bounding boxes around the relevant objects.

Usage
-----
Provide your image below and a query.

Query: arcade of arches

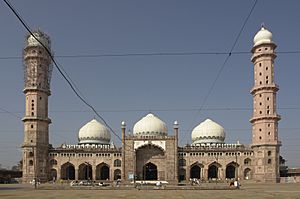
[54,161,121,181]
[178,161,242,182]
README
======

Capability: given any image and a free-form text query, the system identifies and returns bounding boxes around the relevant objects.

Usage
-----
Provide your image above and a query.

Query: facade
[21,26,281,184]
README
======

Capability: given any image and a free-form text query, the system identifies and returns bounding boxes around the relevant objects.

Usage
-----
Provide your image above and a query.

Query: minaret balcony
[250,83,279,94]
[250,114,281,123]
[22,116,51,123]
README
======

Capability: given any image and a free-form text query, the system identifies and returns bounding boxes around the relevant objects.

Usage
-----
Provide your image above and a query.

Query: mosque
[21,26,281,184]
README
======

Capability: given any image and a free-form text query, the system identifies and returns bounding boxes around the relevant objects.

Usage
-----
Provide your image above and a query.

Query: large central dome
[133,113,168,136]
[191,119,225,145]
[78,119,111,144]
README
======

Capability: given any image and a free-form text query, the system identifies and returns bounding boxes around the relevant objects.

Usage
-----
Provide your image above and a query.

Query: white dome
[191,119,225,144]
[78,119,111,144]
[133,113,168,136]
[253,26,273,47]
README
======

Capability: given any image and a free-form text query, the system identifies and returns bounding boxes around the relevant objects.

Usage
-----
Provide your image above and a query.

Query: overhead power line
[1,51,300,60]
[1,106,300,115]
[184,0,258,143]
[3,0,124,144]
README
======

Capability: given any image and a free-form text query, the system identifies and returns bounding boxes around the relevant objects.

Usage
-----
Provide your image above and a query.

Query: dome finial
[261,22,265,28]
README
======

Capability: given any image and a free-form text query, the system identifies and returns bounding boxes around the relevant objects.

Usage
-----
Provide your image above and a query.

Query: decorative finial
[173,120,179,129]
[121,121,126,128]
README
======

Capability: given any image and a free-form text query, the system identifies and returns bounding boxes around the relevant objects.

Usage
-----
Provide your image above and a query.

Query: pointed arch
[190,162,204,179]
[143,162,157,180]
[49,169,57,181]
[78,163,92,180]
[208,162,221,179]
[96,163,110,180]
[114,169,121,180]
[179,168,186,182]
[226,161,239,179]
[244,168,251,180]
[61,162,75,180]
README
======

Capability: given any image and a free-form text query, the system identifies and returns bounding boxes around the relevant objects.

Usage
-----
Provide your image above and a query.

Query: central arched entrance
[143,162,157,180]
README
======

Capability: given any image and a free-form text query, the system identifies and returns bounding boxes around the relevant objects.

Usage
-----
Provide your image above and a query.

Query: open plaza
[0,182,300,199]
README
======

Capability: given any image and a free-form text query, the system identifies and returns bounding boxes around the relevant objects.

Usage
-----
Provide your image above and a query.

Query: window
[259,72,262,76]
[268,151,272,156]
[50,159,57,165]
[244,158,251,165]
[266,67,268,70]
[268,159,272,164]
[267,97,270,101]
[29,160,33,166]
[31,124,34,129]
[31,112,34,116]
[114,159,121,167]
[259,136,262,140]
[179,159,186,167]
[29,152,34,157]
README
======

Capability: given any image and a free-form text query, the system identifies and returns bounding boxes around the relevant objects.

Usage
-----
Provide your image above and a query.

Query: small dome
[191,119,225,145]
[133,113,168,136]
[78,119,111,144]
[26,30,51,50]
[253,26,273,47]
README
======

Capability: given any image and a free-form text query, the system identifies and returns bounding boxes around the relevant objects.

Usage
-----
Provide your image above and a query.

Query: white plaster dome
[78,119,111,144]
[191,119,225,144]
[253,26,273,47]
[133,113,168,136]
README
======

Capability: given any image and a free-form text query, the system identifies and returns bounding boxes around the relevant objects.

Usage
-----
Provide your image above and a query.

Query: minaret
[250,26,281,182]
[121,121,126,181]
[22,30,53,183]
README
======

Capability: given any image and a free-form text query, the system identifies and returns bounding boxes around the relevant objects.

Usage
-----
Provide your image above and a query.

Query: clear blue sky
[0,0,299,168]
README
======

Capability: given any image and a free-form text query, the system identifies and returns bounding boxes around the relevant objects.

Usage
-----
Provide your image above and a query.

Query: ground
[0,183,300,199]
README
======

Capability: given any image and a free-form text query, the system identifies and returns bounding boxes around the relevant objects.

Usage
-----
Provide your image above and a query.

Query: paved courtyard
[0,183,300,199]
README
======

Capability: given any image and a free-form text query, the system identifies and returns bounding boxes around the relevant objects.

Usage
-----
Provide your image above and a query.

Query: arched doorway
[96,163,110,180]
[114,169,121,180]
[49,169,57,181]
[179,168,186,182]
[208,164,218,179]
[226,164,236,179]
[78,163,92,180]
[190,165,201,179]
[136,144,164,180]
[244,168,251,180]
[143,162,157,180]
[61,162,75,180]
